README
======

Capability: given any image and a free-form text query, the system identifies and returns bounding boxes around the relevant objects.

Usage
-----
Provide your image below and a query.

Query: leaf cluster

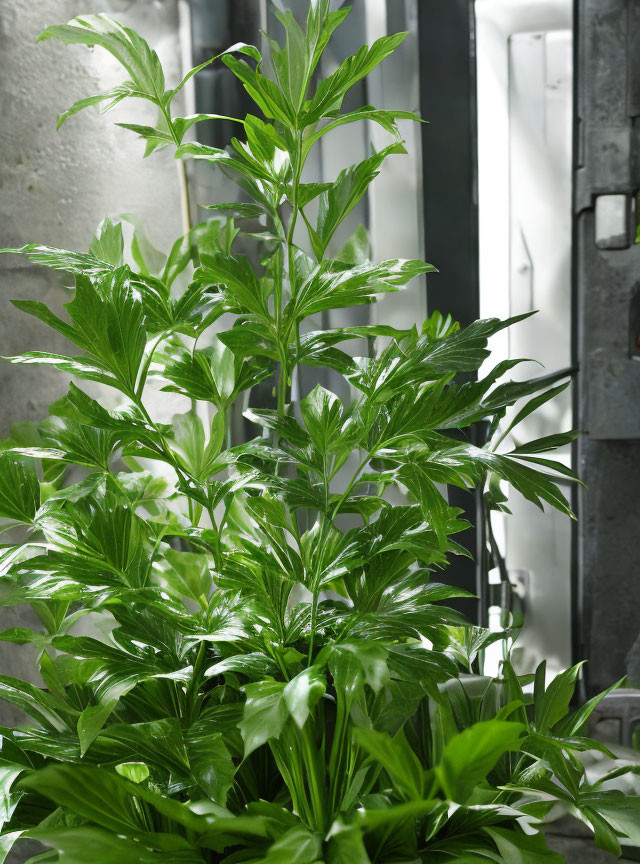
[0,4,635,863]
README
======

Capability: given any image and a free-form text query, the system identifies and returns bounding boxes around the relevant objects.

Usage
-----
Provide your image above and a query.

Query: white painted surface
[476,0,574,675]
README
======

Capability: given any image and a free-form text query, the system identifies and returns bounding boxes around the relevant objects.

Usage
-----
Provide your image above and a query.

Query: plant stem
[185,640,206,724]
[275,132,304,423]
[306,444,377,662]
[286,133,304,301]
[276,358,288,419]
[135,330,168,399]
[307,585,320,665]
[162,103,193,235]
[178,157,192,235]
[330,450,375,521]
[300,721,326,831]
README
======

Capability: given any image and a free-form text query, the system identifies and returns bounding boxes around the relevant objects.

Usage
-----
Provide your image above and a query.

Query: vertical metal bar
[570,0,583,688]
[574,0,640,694]
[418,0,479,327]
[417,0,482,623]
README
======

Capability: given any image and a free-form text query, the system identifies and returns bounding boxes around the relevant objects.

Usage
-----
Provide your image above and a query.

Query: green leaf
[161,341,243,409]
[323,642,390,696]
[300,385,350,457]
[262,825,322,863]
[20,764,145,835]
[115,762,150,783]
[496,381,571,444]
[221,52,296,126]
[303,33,407,124]
[579,807,621,856]
[39,413,117,471]
[14,269,149,397]
[169,411,205,477]
[283,667,326,729]
[38,15,167,110]
[554,677,624,737]
[3,244,111,276]
[160,221,218,288]
[304,106,420,153]
[398,461,460,549]
[337,225,370,265]
[64,268,146,393]
[21,764,206,837]
[161,548,212,606]
[0,831,24,864]
[97,719,191,778]
[326,821,371,864]
[484,827,565,864]
[77,700,117,756]
[27,827,201,864]
[267,10,309,113]
[204,201,265,219]
[3,351,117,387]
[54,83,134,129]
[436,720,526,803]
[576,791,640,845]
[239,679,287,757]
[313,143,405,258]
[474,449,575,519]
[89,217,124,266]
[387,644,458,698]
[197,253,269,319]
[115,122,174,153]
[0,453,40,522]
[0,761,26,827]
[209,338,236,404]
[290,258,434,321]
[353,728,425,801]
[533,661,584,733]
[186,731,235,805]
[48,383,152,448]
[169,42,260,102]
[120,213,166,275]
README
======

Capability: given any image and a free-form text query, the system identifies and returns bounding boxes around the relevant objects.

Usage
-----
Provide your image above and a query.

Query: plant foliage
[0,4,636,862]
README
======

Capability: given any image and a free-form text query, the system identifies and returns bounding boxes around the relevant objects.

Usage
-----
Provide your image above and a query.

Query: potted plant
[0,4,637,862]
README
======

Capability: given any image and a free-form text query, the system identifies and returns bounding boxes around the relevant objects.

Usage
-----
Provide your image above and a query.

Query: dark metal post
[187,0,263,148]
[574,0,640,694]
[417,0,482,622]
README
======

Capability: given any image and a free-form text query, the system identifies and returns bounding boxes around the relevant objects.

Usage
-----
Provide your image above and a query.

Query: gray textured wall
[0,0,185,427]
[0,3,185,858]
[0,0,184,707]
[575,0,640,695]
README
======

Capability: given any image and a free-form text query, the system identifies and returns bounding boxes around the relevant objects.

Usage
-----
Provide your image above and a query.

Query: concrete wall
[575,0,640,695]
[0,0,184,713]
[0,0,185,427]
[0,3,185,858]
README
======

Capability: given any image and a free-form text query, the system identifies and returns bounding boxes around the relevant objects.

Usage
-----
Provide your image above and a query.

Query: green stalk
[206,504,224,573]
[276,131,305,423]
[135,330,168,400]
[299,721,326,832]
[308,444,373,663]
[307,506,328,665]
[271,737,313,826]
[185,640,206,724]
[307,586,320,665]
[287,132,304,300]
[162,104,193,235]
[276,357,288,419]
[328,698,350,817]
